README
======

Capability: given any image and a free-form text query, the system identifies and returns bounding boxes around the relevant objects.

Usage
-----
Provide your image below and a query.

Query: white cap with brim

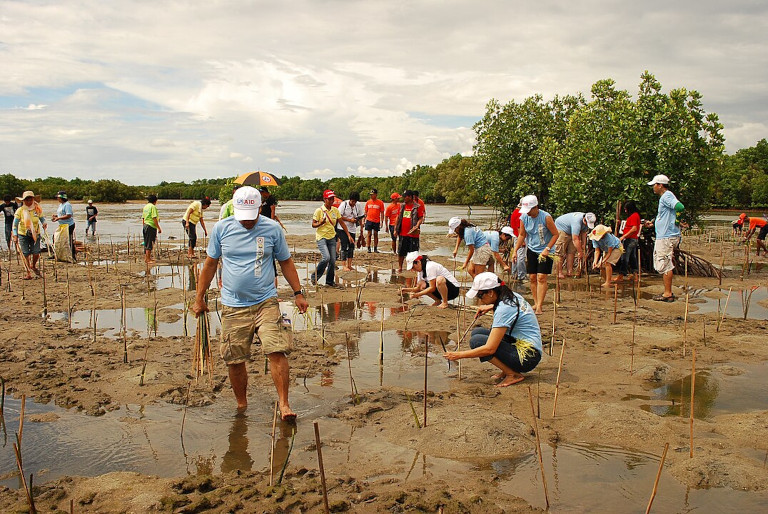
[405,251,421,270]
[447,216,462,235]
[584,212,596,229]
[465,272,502,299]
[519,195,538,215]
[501,226,514,237]
[232,186,262,221]
[647,174,670,186]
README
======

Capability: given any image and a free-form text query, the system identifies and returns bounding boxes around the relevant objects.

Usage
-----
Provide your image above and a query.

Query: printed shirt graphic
[399,204,419,237]
[86,206,98,219]
[207,216,290,307]
[143,203,159,228]
[655,190,681,239]
[492,295,543,353]
[3,202,18,222]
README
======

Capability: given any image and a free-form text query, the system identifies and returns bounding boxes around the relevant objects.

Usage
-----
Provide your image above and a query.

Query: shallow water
[623,362,768,418]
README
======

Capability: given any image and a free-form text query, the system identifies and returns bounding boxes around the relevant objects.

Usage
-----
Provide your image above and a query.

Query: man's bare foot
[236,403,247,411]
[342,267,353,272]
[492,372,505,380]
[611,276,624,283]
[558,273,566,279]
[437,302,449,309]
[279,403,296,422]
[495,374,525,387]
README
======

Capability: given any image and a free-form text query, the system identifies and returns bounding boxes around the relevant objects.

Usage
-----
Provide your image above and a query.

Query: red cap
[323,189,336,200]
[739,213,747,220]
[390,192,401,200]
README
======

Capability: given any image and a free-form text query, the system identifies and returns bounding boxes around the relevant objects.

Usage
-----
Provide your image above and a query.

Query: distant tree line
[2,72,766,217]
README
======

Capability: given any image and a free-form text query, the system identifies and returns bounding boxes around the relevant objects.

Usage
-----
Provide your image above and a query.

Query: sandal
[652,294,676,302]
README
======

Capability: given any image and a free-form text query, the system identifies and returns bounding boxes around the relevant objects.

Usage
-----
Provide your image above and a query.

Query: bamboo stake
[423,334,429,427]
[269,401,278,486]
[19,394,25,450]
[180,381,192,439]
[613,283,618,324]
[645,443,669,514]
[65,265,72,329]
[379,307,385,364]
[689,349,696,459]
[313,421,330,514]
[682,292,690,357]
[527,386,550,509]
[552,339,566,417]
[12,441,35,514]
[41,257,47,317]
[717,287,732,331]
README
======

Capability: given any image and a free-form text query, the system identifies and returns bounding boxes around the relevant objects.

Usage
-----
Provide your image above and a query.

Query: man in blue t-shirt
[649,174,684,302]
[192,186,308,421]
[51,191,76,261]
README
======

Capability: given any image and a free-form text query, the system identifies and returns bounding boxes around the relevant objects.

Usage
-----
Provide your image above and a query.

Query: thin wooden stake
[689,349,696,459]
[717,287,732,331]
[552,339,566,417]
[313,421,330,514]
[269,401,278,486]
[527,386,550,509]
[645,442,669,514]
[613,283,618,324]
[423,334,429,427]
[682,293,690,357]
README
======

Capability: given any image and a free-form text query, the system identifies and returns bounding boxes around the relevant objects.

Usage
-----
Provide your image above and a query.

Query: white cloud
[0,1,765,184]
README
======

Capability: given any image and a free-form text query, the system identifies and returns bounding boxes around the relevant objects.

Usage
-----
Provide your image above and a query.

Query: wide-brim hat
[588,224,612,241]
[17,191,41,203]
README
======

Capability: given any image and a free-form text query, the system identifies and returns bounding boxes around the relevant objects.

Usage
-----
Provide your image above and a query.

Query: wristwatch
[293,289,304,297]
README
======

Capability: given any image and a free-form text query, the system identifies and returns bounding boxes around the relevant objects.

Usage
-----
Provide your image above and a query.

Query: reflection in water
[221,414,253,473]
[643,372,720,418]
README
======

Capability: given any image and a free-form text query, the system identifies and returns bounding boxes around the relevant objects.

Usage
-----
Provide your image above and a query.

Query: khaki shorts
[555,231,576,258]
[471,244,493,265]
[653,236,680,275]
[220,298,292,365]
[603,246,623,266]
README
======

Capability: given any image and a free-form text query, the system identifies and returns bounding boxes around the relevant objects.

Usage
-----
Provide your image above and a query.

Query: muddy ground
[0,228,766,512]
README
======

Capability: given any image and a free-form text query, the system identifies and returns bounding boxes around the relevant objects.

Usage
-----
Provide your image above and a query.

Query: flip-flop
[652,294,676,302]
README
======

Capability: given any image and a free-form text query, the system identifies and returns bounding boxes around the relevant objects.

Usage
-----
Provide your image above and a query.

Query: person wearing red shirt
[364,188,386,253]
[744,216,768,256]
[395,190,425,272]
[614,200,642,282]
[508,205,526,280]
[384,193,401,254]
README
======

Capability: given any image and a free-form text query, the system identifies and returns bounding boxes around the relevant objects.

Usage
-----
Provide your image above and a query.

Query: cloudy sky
[1,1,766,185]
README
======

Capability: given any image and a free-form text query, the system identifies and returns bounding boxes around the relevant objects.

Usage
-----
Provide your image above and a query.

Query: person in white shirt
[401,251,460,309]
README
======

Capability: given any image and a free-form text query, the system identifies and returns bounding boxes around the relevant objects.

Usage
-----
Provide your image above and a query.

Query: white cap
[584,212,596,229]
[405,251,421,270]
[465,272,502,299]
[232,186,262,221]
[501,226,514,237]
[519,195,538,215]
[447,216,462,235]
[87,199,93,204]
[647,174,670,186]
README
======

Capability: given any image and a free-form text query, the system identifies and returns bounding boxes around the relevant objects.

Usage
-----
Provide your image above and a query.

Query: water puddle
[684,286,768,321]
[622,362,768,418]
[495,441,768,511]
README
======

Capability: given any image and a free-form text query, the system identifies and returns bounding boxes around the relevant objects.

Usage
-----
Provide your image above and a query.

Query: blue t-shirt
[655,190,681,239]
[484,231,501,252]
[57,201,75,226]
[555,212,586,235]
[207,216,290,307]
[464,226,488,248]
[492,295,542,354]
[522,209,553,253]
[591,232,622,252]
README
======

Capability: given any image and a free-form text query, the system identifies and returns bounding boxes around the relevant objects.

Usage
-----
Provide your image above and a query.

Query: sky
[1,1,766,186]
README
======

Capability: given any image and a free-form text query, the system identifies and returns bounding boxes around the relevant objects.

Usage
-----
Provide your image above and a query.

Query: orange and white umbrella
[233,170,282,187]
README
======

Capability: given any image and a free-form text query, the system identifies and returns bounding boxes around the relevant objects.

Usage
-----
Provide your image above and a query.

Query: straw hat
[16,190,41,203]
[588,224,612,241]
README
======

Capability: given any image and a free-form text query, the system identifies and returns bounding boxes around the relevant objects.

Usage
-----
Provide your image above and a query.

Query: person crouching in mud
[444,272,542,387]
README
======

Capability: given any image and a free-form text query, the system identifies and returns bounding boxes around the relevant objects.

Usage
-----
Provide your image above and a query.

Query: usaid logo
[236,198,257,206]
[263,176,273,184]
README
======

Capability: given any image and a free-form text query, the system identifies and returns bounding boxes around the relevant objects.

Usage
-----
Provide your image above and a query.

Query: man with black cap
[364,188,385,253]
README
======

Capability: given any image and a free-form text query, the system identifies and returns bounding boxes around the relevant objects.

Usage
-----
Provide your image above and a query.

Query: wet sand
[0,229,767,512]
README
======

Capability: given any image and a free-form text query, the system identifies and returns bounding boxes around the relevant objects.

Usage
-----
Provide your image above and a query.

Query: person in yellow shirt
[311,190,351,287]
[142,194,162,265]
[182,197,211,259]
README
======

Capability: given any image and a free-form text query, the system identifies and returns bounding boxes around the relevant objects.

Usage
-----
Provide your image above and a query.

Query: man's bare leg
[529,273,539,311]
[535,274,548,314]
[663,269,674,297]
[228,362,248,410]
[489,357,525,387]
[268,352,295,420]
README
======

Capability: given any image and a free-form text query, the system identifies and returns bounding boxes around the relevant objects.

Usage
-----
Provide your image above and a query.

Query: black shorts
[758,225,768,241]
[183,221,198,248]
[365,220,381,232]
[434,280,460,302]
[143,225,157,251]
[388,225,396,238]
[526,247,554,275]
[397,236,419,257]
